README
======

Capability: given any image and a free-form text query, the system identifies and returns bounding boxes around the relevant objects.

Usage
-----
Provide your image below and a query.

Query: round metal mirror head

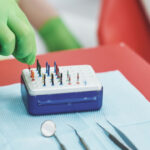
[41,120,56,137]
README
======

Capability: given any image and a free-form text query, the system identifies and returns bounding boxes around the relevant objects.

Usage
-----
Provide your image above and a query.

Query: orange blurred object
[98,0,150,63]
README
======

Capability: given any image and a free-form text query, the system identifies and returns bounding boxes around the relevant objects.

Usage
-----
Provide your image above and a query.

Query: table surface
[0,44,150,101]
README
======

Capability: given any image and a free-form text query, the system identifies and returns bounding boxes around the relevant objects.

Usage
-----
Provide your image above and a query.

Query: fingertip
[14,52,36,65]
[24,53,36,65]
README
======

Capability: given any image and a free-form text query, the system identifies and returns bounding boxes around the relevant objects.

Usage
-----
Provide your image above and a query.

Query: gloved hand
[0,0,36,65]
[39,17,82,52]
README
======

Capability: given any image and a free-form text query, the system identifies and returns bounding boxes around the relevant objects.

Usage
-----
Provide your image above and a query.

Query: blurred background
[1,0,149,62]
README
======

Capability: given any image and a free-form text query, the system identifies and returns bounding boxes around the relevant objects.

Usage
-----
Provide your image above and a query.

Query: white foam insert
[22,65,102,96]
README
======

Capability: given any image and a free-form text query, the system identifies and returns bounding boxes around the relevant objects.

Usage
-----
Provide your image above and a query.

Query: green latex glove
[39,17,82,52]
[0,0,36,65]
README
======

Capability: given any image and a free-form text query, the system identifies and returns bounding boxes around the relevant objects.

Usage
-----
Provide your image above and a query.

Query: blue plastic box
[21,65,103,115]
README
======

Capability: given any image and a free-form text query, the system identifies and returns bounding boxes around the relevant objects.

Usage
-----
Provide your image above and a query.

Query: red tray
[0,44,150,100]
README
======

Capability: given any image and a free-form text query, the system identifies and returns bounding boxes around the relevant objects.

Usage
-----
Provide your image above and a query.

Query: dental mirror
[41,120,56,137]
[41,120,67,150]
